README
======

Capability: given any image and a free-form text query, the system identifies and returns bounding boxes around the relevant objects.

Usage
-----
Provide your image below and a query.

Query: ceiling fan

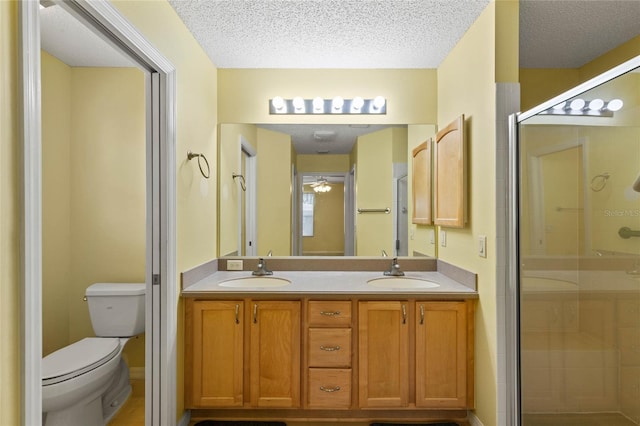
[308,177,332,193]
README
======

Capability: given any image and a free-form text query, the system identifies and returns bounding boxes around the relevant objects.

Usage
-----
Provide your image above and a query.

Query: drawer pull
[320,310,341,317]
[320,385,341,393]
[320,345,341,352]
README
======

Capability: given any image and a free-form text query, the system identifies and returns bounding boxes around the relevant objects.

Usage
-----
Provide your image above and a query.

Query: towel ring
[590,172,609,192]
[232,173,246,191]
[187,151,210,179]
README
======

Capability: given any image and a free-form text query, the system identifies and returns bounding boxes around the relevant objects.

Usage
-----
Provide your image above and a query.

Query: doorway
[20,1,177,425]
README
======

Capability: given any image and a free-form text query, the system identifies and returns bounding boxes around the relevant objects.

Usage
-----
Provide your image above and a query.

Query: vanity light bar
[269,96,386,115]
[541,98,623,117]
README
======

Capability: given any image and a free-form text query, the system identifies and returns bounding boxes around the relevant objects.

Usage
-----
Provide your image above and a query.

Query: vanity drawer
[308,301,352,326]
[307,368,351,408]
[308,328,352,367]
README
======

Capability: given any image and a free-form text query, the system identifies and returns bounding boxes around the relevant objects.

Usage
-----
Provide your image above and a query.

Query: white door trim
[19,1,177,425]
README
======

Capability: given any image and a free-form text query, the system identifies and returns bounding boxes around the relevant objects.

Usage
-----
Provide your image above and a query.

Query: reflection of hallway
[108,379,144,426]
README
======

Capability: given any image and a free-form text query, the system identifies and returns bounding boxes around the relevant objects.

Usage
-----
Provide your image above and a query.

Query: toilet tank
[85,283,145,337]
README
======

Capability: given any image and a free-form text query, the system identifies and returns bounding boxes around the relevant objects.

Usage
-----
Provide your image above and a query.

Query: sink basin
[218,277,291,288]
[367,277,440,289]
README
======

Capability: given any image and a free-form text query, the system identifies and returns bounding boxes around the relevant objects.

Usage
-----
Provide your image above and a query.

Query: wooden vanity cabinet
[358,301,410,408]
[415,301,472,408]
[185,300,244,408]
[186,296,474,416]
[185,299,300,409]
[358,300,474,409]
[306,300,353,409]
[250,300,301,408]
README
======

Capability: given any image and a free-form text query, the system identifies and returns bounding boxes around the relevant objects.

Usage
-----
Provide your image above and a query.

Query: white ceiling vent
[313,130,336,141]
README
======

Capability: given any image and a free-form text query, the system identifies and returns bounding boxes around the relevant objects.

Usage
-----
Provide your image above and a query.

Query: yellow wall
[297,154,350,173]
[355,128,395,255]
[41,52,72,357]
[218,123,257,256]
[218,69,437,125]
[407,124,437,257]
[256,128,292,255]
[437,2,519,424]
[0,1,20,424]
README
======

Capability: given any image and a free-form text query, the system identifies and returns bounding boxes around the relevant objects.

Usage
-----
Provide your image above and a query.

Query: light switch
[440,230,446,247]
[478,235,487,258]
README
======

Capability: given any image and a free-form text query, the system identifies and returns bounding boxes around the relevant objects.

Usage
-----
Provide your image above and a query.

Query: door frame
[19,1,177,425]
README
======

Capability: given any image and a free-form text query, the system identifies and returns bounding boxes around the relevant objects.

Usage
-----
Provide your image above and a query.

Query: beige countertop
[182,270,478,299]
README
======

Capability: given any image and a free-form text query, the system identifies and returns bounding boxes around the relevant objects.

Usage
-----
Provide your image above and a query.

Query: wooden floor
[108,379,145,426]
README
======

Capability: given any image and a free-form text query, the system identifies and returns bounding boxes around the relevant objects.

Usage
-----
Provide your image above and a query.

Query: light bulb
[372,96,386,111]
[569,98,585,111]
[292,96,305,112]
[352,97,364,111]
[606,99,623,112]
[271,96,285,111]
[588,99,604,111]
[312,97,324,113]
[332,96,344,112]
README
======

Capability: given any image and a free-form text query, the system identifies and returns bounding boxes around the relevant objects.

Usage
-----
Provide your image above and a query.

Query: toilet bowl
[42,283,145,426]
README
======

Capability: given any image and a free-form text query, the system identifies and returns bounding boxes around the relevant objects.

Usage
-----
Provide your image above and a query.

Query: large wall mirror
[218,122,439,258]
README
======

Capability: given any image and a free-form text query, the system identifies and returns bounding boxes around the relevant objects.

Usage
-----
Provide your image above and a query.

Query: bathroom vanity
[182,262,477,423]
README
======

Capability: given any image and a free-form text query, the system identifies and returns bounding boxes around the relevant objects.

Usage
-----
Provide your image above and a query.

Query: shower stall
[509,56,640,426]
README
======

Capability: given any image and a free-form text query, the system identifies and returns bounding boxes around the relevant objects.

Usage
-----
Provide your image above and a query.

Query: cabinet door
[187,300,243,408]
[415,301,468,408]
[358,301,409,408]
[250,301,301,407]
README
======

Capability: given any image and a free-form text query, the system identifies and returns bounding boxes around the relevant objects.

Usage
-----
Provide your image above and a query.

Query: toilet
[42,283,145,426]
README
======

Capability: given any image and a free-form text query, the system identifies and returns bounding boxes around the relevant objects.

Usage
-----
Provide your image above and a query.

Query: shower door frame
[506,54,640,426]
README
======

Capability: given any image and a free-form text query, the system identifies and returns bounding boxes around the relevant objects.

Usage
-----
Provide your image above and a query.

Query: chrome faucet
[384,257,405,276]
[252,257,273,276]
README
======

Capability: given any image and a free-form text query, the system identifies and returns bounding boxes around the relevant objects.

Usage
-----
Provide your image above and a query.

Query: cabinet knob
[235,304,240,324]
[402,304,407,324]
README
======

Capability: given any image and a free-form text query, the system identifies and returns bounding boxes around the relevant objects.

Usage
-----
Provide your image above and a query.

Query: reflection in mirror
[519,66,640,258]
[218,123,438,258]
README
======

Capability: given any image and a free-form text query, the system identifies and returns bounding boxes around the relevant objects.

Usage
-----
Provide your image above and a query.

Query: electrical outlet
[478,235,487,258]
[440,230,446,247]
[429,230,435,244]
[227,260,243,271]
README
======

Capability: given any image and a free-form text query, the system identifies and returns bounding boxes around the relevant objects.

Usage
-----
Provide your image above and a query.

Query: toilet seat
[43,337,120,386]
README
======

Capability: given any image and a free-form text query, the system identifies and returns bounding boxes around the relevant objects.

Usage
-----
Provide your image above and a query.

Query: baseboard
[177,410,191,426]
[468,411,485,426]
[129,366,145,380]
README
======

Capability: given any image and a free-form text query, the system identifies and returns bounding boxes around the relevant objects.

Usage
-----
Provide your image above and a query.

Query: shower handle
[619,227,640,239]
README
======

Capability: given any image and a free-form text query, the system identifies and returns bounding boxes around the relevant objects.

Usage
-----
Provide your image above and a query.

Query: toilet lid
[42,337,120,386]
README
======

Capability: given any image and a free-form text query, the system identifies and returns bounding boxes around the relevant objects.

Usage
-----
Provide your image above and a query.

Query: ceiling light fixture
[269,96,387,115]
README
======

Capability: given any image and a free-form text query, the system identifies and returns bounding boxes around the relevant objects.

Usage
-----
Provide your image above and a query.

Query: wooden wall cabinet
[412,140,432,225]
[433,115,467,227]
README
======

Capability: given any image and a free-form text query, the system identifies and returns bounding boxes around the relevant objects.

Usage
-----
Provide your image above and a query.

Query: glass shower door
[516,58,640,426]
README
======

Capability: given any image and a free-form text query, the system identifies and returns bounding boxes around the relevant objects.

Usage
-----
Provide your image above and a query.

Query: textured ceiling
[519,0,640,68]
[167,0,491,69]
